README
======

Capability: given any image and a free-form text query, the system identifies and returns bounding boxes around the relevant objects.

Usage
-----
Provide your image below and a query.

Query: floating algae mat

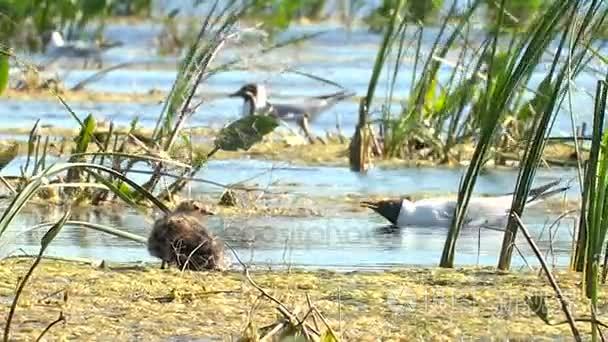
[0,257,606,340]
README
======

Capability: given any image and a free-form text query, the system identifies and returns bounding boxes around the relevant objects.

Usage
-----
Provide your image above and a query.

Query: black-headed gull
[361,180,569,228]
[229,83,354,142]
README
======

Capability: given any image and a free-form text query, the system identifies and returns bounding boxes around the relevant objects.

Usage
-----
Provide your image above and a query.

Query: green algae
[0,257,605,341]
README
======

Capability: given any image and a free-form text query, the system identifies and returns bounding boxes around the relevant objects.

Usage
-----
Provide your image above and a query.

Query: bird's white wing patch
[414,196,455,206]
[469,196,511,217]
[437,201,456,219]
[413,197,460,224]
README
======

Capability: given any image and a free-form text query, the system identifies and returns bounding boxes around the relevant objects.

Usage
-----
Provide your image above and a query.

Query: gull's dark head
[361,199,403,226]
[229,83,259,99]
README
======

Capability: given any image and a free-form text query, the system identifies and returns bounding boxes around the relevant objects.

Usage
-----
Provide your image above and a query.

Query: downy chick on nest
[148,200,225,271]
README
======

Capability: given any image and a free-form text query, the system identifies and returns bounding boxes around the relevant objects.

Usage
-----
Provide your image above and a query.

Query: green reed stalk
[152,0,239,143]
[363,0,403,114]
[572,7,608,272]
[498,0,604,270]
[349,0,404,172]
[383,0,481,159]
[440,0,576,267]
[581,80,608,341]
[144,1,241,192]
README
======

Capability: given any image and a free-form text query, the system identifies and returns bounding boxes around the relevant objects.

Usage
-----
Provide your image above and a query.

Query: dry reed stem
[225,242,325,338]
[35,312,65,342]
[512,212,581,341]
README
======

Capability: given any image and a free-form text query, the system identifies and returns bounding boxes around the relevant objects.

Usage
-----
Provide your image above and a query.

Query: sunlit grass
[441,0,606,268]
[498,0,605,270]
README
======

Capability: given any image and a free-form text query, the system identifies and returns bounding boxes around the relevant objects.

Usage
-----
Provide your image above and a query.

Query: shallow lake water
[0,157,579,270]
[2,14,594,270]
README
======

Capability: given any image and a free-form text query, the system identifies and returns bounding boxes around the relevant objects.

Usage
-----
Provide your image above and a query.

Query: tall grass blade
[349,0,403,172]
[440,0,575,268]
[152,1,239,144]
[0,161,170,241]
[574,79,608,341]
[382,0,481,159]
[572,1,608,272]
[86,171,137,207]
[0,52,8,96]
[145,2,241,193]
[30,220,147,244]
[2,210,70,342]
[497,0,601,270]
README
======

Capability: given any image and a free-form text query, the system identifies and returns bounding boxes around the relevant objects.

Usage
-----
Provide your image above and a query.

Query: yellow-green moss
[0,257,604,340]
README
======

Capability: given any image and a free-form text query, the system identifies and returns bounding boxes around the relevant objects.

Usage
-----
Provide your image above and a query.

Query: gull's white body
[50,31,66,47]
[397,194,535,228]
[231,83,354,143]
[363,180,567,228]
[238,84,353,122]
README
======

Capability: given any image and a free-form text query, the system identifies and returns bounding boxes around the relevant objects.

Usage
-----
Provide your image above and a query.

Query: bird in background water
[46,31,122,68]
[229,83,355,143]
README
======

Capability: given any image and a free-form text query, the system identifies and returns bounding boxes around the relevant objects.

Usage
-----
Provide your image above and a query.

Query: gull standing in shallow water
[229,83,355,143]
[361,180,569,228]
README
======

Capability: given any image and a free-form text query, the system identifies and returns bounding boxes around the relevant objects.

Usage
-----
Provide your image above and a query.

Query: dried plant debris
[0,258,605,340]
[218,189,240,207]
